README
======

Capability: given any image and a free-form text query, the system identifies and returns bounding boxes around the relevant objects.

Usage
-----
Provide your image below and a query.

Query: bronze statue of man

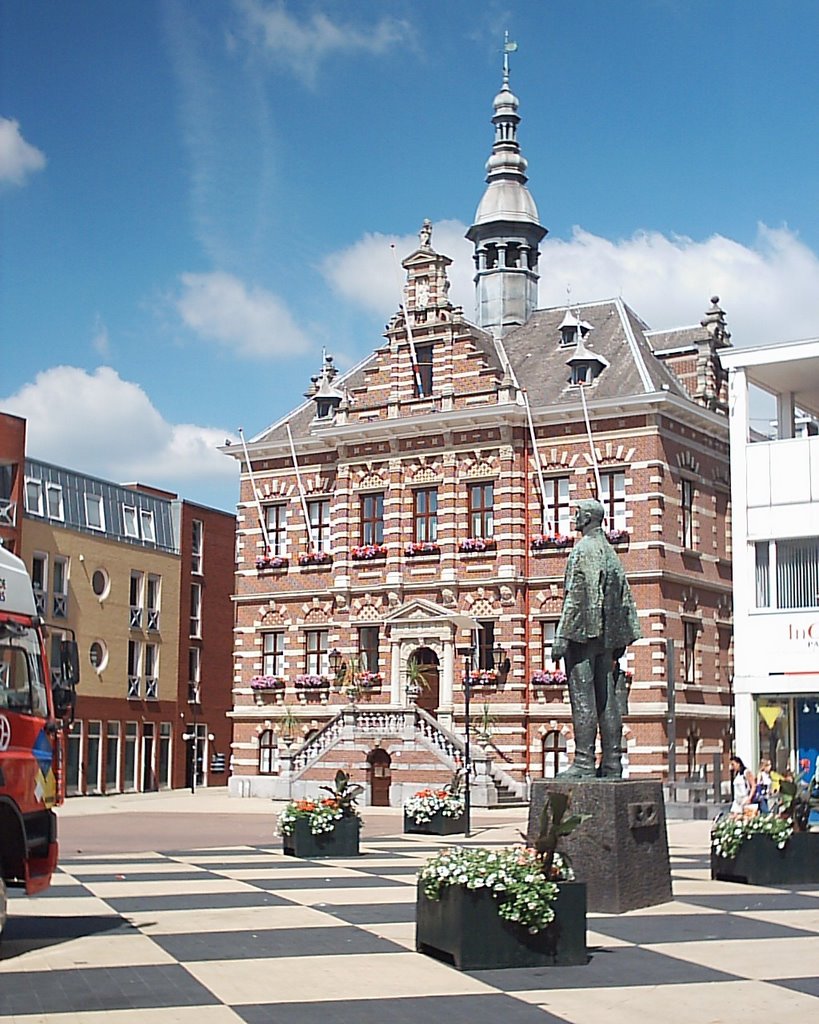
[552,499,641,779]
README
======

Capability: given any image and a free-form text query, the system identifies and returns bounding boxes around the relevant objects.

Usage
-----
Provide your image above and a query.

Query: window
[477,620,496,672]
[45,483,64,521]
[144,643,158,699]
[105,722,121,792]
[358,626,380,673]
[681,479,695,548]
[541,621,557,666]
[413,488,438,543]
[0,622,49,717]
[190,582,202,638]
[85,493,105,530]
[188,647,201,703]
[123,723,138,791]
[360,493,384,546]
[755,538,819,610]
[31,553,47,616]
[262,631,285,677]
[87,721,102,794]
[570,364,592,385]
[264,505,287,557]
[468,482,494,539]
[545,477,570,536]
[542,730,568,779]
[129,571,144,628]
[123,505,139,538]
[24,478,43,515]
[683,621,699,684]
[259,729,276,775]
[146,575,161,630]
[414,342,434,397]
[777,538,819,610]
[159,723,172,789]
[127,640,141,698]
[191,519,204,573]
[755,541,770,608]
[49,632,64,685]
[92,568,110,598]
[89,640,108,673]
[306,629,329,676]
[52,556,68,618]
[598,471,626,531]
[308,499,331,552]
[140,509,156,543]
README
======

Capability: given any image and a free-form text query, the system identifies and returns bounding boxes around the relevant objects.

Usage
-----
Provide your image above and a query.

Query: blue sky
[2,0,818,511]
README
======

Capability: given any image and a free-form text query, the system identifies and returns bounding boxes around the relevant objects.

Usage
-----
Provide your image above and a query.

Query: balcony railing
[33,589,45,616]
[127,675,140,698]
[129,605,143,629]
[145,677,158,700]
[0,498,16,527]
[53,594,67,619]
[147,609,160,631]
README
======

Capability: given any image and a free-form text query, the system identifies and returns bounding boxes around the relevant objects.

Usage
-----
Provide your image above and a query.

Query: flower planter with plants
[298,551,333,568]
[250,676,286,702]
[404,780,466,835]
[532,669,567,688]
[711,812,819,885]
[278,771,363,858]
[464,668,500,687]
[458,537,496,554]
[531,533,574,552]
[256,554,289,571]
[351,544,388,561]
[606,528,630,545]
[294,674,330,703]
[416,792,589,970]
[404,542,441,558]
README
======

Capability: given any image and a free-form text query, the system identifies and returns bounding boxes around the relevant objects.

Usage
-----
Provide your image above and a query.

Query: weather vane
[503,30,518,84]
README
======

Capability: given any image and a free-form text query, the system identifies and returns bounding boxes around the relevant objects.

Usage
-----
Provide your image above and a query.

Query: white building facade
[722,339,819,777]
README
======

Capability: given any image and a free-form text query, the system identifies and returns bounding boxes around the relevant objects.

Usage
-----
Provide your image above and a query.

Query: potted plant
[351,543,388,560]
[404,774,466,834]
[606,528,630,545]
[404,541,441,557]
[711,800,819,886]
[256,553,289,571]
[531,533,574,551]
[278,770,363,858]
[405,658,430,702]
[416,792,589,970]
[458,536,496,554]
[472,702,496,745]
[298,550,333,567]
[532,669,567,687]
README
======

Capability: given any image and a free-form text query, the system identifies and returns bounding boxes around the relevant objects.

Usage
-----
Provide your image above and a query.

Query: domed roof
[473,181,540,226]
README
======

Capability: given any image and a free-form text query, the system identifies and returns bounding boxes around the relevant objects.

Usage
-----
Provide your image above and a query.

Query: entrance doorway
[367,748,392,806]
[409,647,439,716]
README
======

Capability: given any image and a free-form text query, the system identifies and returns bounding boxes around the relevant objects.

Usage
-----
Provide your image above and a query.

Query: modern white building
[722,338,819,777]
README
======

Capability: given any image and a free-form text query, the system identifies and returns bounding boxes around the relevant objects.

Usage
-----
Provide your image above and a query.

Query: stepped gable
[501,298,690,404]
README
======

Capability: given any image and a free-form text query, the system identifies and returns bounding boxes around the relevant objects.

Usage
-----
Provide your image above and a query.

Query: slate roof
[502,298,690,405]
[645,324,709,352]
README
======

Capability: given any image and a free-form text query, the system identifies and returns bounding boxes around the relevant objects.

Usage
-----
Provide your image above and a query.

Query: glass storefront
[757,695,819,779]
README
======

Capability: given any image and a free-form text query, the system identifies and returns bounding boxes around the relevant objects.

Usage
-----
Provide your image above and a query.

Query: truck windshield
[0,621,48,717]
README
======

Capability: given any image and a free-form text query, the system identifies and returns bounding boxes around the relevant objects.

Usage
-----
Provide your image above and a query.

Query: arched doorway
[367,748,392,806]
[409,647,440,716]
[542,730,567,778]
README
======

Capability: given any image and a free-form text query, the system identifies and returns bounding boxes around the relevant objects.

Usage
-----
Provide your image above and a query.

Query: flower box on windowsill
[458,537,496,555]
[351,544,388,561]
[606,529,630,545]
[256,555,289,571]
[405,542,441,558]
[294,674,330,691]
[298,551,333,568]
[531,534,574,552]
[463,669,500,687]
[532,670,568,687]
[250,676,285,691]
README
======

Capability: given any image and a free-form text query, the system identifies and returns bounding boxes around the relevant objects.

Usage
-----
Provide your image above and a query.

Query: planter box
[711,831,819,885]
[404,811,466,836]
[416,880,587,970]
[282,815,360,858]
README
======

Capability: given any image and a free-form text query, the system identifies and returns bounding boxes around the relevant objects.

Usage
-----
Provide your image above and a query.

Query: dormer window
[414,343,434,398]
[566,335,608,387]
[571,364,592,385]
[310,353,343,421]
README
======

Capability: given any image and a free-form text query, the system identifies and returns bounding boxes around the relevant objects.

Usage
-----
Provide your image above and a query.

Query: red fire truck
[0,544,78,939]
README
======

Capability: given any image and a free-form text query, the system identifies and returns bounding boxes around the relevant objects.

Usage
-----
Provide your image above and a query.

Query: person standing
[729,755,756,816]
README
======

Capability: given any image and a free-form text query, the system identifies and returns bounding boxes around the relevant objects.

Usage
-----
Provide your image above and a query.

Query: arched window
[258,729,276,775]
[542,730,567,779]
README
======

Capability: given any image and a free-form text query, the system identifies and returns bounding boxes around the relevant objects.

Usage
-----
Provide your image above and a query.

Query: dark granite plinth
[528,780,672,914]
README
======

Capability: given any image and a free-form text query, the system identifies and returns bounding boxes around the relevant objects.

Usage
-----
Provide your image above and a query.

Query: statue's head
[574,499,605,532]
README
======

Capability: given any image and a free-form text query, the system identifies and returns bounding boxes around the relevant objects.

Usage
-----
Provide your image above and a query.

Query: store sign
[788,620,819,648]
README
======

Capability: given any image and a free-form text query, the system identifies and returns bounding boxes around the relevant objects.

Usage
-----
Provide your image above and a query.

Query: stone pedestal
[528,780,672,914]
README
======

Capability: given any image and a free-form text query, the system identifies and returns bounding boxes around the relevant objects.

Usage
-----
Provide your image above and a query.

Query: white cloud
[176,271,311,357]
[321,220,474,318]
[323,220,819,348]
[1,366,238,500]
[0,117,46,186]
[234,0,412,86]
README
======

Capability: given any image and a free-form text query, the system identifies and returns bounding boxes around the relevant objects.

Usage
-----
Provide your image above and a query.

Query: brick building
[0,413,236,795]
[225,69,733,802]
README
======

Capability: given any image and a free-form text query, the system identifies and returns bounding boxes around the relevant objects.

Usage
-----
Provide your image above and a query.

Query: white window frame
[190,582,202,639]
[188,646,201,703]
[31,552,47,616]
[127,640,142,698]
[146,574,161,631]
[191,519,204,574]
[45,483,64,521]
[140,509,156,543]
[123,504,139,538]
[307,499,331,553]
[262,631,285,677]
[24,478,43,516]
[129,570,144,629]
[105,721,121,793]
[85,493,105,531]
[264,505,287,557]
[52,555,69,619]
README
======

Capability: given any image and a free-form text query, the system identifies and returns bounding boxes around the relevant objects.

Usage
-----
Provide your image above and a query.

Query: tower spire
[466,42,547,337]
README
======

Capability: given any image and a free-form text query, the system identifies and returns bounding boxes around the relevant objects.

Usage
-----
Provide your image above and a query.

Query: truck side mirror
[59,640,80,688]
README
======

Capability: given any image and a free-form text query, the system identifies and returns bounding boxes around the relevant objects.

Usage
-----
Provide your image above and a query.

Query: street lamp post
[457,644,473,837]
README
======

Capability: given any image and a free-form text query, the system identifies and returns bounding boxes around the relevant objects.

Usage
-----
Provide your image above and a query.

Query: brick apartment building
[0,412,235,795]
[225,70,734,803]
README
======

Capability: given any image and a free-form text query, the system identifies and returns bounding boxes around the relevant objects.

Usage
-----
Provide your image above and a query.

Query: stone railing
[289,710,345,774]
[414,706,465,767]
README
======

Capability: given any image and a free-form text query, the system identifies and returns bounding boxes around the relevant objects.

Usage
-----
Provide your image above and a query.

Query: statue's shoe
[555,765,596,780]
